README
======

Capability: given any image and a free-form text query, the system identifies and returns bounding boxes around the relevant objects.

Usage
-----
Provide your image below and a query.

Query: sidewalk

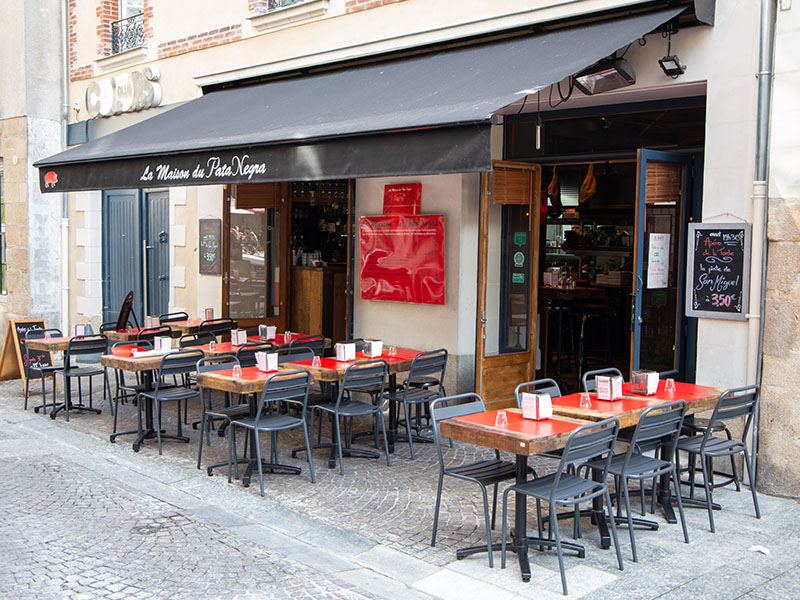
[1,379,798,600]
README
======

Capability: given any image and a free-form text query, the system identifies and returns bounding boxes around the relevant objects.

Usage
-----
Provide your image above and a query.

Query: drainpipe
[60,0,70,333]
[748,0,777,483]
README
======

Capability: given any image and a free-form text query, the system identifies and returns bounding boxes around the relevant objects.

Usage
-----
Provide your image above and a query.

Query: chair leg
[500,488,510,569]
[301,421,316,483]
[699,455,715,532]
[196,398,207,470]
[431,472,445,547]
[551,503,568,595]
[671,467,690,544]
[227,425,234,483]
[24,377,30,411]
[378,409,392,467]
[742,448,761,519]
[622,478,638,562]
[155,400,163,455]
[480,485,494,568]
[727,429,741,492]
[405,401,415,460]
[605,488,624,571]
[253,429,265,497]
[491,483,499,530]
[334,414,345,476]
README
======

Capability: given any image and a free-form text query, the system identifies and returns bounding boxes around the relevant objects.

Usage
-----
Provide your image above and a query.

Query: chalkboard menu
[199,218,221,275]
[0,319,54,382]
[686,223,751,320]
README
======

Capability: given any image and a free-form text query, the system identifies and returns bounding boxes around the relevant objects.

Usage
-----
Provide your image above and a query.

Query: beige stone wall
[0,117,31,332]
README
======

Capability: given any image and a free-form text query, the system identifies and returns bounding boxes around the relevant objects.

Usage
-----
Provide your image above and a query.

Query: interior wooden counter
[291,266,346,343]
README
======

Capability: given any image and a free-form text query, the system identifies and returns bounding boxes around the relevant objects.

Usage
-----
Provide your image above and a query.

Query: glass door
[631,149,691,377]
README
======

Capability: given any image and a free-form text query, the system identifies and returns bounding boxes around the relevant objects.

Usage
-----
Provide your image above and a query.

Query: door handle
[158,275,167,281]
[158,231,168,243]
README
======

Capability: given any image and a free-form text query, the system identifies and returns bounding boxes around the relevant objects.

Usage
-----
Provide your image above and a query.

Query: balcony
[111,13,145,55]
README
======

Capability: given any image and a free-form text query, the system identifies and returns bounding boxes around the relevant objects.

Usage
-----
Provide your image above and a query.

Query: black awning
[36,8,681,192]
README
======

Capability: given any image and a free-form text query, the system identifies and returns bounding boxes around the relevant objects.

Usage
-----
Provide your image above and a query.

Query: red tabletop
[246,333,311,346]
[553,393,657,414]
[111,344,147,358]
[453,409,584,437]
[621,380,719,403]
[289,348,421,370]
[210,366,279,380]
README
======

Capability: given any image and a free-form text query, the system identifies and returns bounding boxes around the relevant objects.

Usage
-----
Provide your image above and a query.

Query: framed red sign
[383,183,421,215]
[359,214,445,305]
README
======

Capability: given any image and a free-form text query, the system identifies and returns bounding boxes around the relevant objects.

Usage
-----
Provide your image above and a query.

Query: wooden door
[476,161,542,410]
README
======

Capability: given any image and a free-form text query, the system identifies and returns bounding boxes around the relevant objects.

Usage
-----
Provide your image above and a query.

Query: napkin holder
[154,336,172,351]
[71,324,86,337]
[364,339,383,358]
[259,324,277,340]
[231,329,248,346]
[255,351,277,372]
[521,392,552,420]
[631,370,659,395]
[596,375,623,401]
[204,307,214,321]
[144,315,160,328]
[335,342,356,362]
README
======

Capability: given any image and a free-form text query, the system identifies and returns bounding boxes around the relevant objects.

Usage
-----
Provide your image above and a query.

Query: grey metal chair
[137,325,172,343]
[195,355,249,473]
[584,400,689,562]
[501,417,624,595]
[228,369,316,494]
[429,393,519,568]
[199,318,236,339]
[24,328,64,415]
[236,343,277,367]
[676,385,761,533]
[109,340,153,424]
[55,334,110,422]
[385,348,447,459]
[582,367,624,393]
[311,359,391,475]
[138,349,203,455]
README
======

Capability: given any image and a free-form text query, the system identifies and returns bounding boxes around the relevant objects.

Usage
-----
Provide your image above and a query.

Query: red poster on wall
[360,214,445,305]
[383,183,421,215]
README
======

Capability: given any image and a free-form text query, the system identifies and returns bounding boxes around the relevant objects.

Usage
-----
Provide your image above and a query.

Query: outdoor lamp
[573,58,636,96]
[658,54,686,78]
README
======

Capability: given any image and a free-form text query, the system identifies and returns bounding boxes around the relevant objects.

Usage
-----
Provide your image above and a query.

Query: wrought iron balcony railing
[263,0,309,12]
[111,12,145,54]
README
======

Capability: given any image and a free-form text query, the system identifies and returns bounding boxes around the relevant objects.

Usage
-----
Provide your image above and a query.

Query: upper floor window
[112,1,145,54]
[255,0,310,13]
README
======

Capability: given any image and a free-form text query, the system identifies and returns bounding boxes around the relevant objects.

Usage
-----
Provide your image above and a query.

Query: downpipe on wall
[61,0,70,333]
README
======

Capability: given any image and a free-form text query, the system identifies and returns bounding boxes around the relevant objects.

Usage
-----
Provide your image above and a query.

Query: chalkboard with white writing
[686,223,751,320]
[199,218,221,275]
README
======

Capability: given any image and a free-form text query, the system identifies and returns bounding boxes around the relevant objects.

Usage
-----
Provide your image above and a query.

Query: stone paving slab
[2,377,800,599]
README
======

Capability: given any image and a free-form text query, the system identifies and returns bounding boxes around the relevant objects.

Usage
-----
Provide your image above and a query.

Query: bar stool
[570,303,612,383]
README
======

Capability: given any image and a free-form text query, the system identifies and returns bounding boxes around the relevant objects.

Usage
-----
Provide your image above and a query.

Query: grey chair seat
[512,472,604,503]
[234,413,302,431]
[677,434,744,457]
[316,400,375,418]
[141,386,200,402]
[447,458,516,485]
[587,452,672,477]
[63,365,104,378]
[385,387,438,405]
[207,403,249,421]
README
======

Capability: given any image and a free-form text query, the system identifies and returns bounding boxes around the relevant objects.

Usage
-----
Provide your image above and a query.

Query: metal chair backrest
[236,343,276,367]
[406,348,448,387]
[290,334,325,356]
[255,370,312,422]
[196,354,238,374]
[582,367,624,393]
[515,378,561,408]
[179,332,217,348]
[199,318,236,336]
[338,359,387,405]
[24,328,63,373]
[430,393,487,470]
[704,385,759,444]
[156,349,204,379]
[100,321,131,332]
[276,346,315,364]
[624,400,686,470]
[159,311,189,324]
[138,326,172,342]
[66,334,108,361]
[553,417,619,496]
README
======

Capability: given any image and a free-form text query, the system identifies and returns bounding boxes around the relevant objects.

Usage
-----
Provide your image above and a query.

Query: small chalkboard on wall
[686,223,751,320]
[199,218,222,275]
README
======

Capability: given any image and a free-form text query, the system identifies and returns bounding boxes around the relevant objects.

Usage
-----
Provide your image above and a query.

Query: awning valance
[36,7,681,192]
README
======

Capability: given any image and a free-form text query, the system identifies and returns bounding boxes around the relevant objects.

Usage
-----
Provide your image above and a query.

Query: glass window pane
[229,208,279,319]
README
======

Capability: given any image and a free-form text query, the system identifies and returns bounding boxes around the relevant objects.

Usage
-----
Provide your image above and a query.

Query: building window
[0,163,6,294]
[112,1,145,54]
[254,0,310,13]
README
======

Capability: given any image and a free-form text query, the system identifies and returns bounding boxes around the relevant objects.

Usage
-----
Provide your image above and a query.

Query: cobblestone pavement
[2,378,800,600]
